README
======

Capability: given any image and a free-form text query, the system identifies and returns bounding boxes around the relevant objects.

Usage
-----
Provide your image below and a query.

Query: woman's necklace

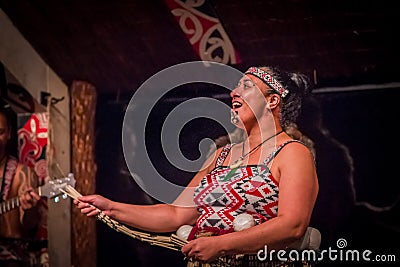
[222,130,284,182]
[229,130,284,169]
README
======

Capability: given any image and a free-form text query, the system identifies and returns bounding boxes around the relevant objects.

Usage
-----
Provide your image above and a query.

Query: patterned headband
[245,67,289,98]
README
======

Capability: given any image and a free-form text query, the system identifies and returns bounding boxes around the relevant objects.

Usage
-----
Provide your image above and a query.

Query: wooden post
[71,81,97,267]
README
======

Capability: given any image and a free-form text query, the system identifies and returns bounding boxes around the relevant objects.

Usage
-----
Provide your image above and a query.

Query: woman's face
[230,74,272,128]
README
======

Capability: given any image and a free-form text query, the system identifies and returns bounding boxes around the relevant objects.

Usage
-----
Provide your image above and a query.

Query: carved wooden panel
[71,80,97,267]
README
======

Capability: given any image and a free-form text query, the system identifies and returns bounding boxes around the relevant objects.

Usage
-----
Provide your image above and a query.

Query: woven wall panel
[71,80,97,267]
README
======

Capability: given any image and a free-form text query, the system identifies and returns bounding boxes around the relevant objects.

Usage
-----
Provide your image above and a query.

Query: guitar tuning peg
[62,194,67,199]
[54,196,60,203]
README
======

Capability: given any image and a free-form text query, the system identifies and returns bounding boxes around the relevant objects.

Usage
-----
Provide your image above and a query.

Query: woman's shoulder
[277,139,315,161]
[281,139,310,149]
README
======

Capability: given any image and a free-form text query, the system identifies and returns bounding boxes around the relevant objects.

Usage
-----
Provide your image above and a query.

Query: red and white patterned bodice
[194,141,297,231]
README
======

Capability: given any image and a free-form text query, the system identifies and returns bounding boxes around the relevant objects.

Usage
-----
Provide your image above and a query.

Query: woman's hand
[20,187,40,210]
[73,194,113,217]
[181,236,225,263]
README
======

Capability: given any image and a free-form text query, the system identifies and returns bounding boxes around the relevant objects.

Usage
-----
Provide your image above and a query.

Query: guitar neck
[0,174,75,216]
[0,196,21,215]
[0,187,41,215]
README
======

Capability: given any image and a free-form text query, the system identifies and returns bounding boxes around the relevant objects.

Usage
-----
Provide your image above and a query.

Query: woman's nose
[230,89,235,98]
[230,86,240,98]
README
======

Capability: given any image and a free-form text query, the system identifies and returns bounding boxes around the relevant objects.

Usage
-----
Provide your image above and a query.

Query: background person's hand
[19,187,40,210]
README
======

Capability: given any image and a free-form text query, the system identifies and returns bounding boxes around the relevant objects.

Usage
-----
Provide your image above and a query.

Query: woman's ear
[267,94,281,109]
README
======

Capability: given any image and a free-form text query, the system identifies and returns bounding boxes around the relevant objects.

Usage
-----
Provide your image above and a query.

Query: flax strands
[61,185,188,251]
[62,186,232,266]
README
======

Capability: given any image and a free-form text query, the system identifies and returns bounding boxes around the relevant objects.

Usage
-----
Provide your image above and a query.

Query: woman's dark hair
[259,66,312,129]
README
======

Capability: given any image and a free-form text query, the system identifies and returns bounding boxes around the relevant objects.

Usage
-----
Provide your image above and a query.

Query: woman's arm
[76,146,223,232]
[77,195,199,232]
[182,142,319,260]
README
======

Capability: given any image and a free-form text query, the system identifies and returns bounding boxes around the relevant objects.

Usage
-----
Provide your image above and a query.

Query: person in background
[0,105,41,267]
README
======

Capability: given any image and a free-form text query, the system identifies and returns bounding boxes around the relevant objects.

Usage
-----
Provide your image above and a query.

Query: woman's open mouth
[232,101,243,110]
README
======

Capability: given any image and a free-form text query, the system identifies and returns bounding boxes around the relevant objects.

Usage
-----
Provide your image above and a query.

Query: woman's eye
[235,80,254,89]
[243,82,253,89]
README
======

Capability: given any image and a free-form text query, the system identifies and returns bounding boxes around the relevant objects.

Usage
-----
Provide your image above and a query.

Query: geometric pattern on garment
[194,165,279,230]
